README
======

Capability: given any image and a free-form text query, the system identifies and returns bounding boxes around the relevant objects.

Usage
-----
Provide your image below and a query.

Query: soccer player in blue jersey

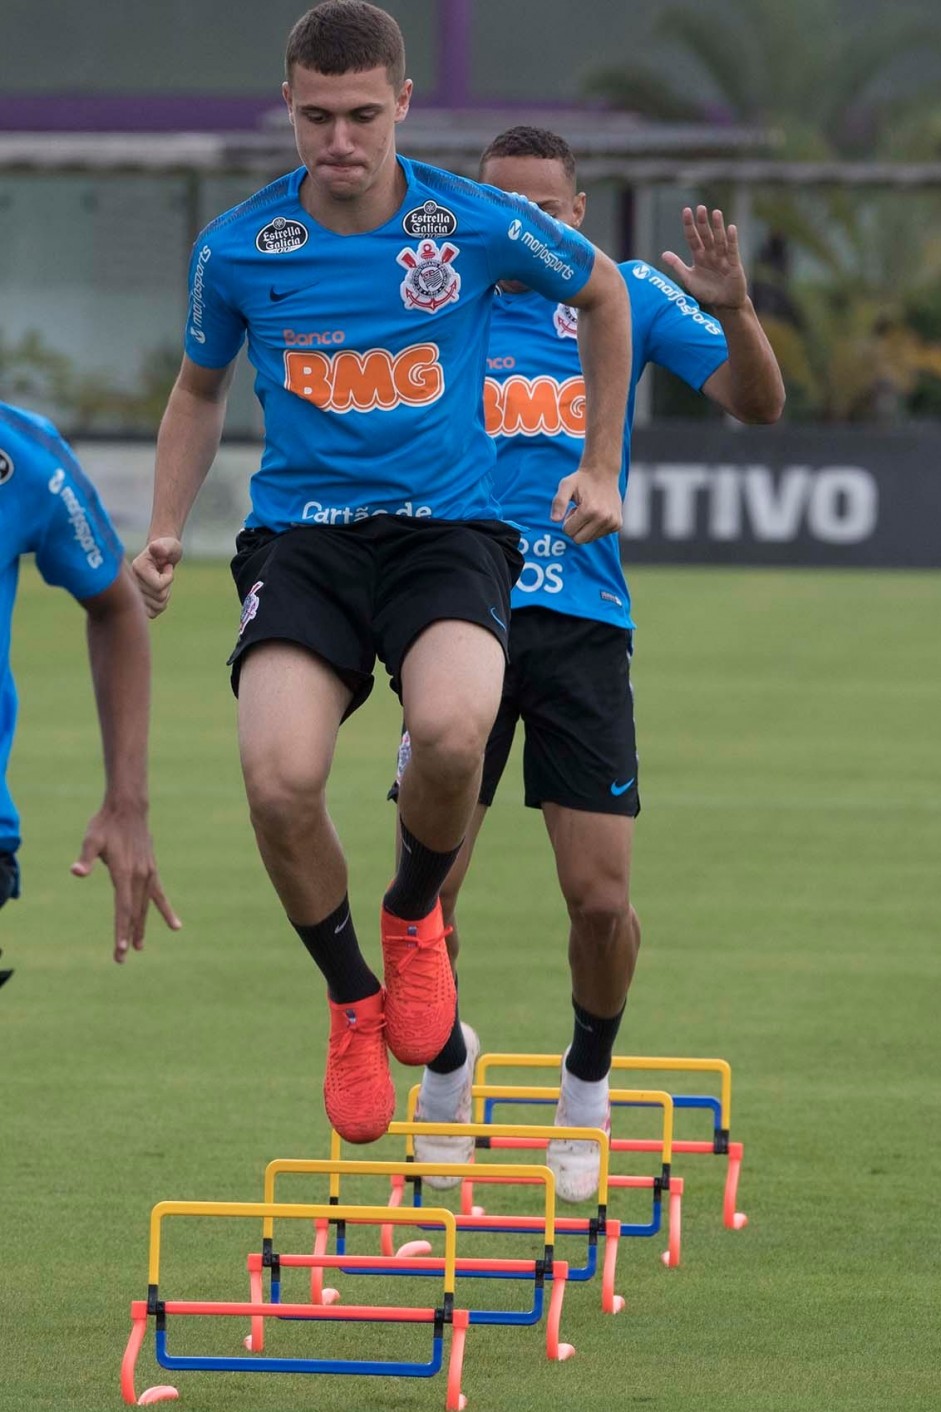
[402,127,785,1199]
[132,6,632,1144]
[0,402,179,962]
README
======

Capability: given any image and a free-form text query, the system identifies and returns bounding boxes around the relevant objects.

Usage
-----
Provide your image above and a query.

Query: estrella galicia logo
[508,219,522,240]
[0,449,13,486]
[256,216,309,254]
[403,200,458,238]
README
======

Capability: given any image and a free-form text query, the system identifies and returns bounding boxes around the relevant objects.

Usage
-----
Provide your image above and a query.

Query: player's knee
[564,878,632,942]
[244,768,326,842]
[407,718,485,793]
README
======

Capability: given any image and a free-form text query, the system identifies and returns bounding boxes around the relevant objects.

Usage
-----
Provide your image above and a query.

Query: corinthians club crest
[553,303,579,339]
[238,581,264,637]
[397,239,461,313]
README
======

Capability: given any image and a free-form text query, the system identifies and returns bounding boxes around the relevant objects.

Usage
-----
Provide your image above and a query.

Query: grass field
[2,561,939,1412]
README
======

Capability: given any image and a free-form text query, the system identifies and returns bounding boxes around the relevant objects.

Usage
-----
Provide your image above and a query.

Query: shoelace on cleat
[386,923,453,975]
[329,1008,386,1062]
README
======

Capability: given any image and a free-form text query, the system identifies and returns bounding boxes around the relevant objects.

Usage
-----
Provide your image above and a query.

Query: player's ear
[282,79,294,124]
[572,192,587,229]
[394,79,413,123]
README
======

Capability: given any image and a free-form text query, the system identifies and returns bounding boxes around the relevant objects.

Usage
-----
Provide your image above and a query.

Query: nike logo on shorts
[610,777,635,797]
[489,606,507,631]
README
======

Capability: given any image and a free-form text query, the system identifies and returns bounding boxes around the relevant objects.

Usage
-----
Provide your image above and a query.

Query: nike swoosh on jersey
[269,285,314,302]
[610,777,635,796]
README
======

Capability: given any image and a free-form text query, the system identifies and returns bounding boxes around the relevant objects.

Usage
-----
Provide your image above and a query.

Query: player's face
[283,64,412,202]
[480,154,586,292]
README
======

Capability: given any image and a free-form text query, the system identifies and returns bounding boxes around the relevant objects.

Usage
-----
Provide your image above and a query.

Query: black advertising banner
[624,424,940,567]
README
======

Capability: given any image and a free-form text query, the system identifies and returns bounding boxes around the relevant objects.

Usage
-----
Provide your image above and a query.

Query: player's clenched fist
[132,537,183,618]
[551,470,624,545]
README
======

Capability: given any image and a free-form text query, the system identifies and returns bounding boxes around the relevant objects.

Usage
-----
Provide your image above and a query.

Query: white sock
[560,1065,609,1127]
[418,1060,468,1121]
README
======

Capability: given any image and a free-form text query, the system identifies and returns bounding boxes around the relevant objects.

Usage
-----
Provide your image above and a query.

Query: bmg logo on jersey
[397,240,461,313]
[284,342,445,413]
[0,448,13,485]
[484,375,586,438]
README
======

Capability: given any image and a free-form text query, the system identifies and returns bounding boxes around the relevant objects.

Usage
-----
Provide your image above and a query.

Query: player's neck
[299,157,407,236]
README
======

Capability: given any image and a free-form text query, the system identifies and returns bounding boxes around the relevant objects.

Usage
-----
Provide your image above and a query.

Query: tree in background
[584,0,941,158]
[585,0,941,420]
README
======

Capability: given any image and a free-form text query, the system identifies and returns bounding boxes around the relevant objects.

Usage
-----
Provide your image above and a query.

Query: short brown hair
[286,2,406,87]
[479,126,577,186]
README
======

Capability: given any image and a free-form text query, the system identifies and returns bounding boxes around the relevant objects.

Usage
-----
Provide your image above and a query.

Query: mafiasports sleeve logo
[397,240,461,313]
[0,449,13,485]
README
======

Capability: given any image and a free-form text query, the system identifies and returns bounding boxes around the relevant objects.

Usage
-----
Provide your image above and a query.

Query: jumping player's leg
[405,647,521,1181]
[238,642,351,922]
[238,641,393,1142]
[380,620,505,1065]
[396,619,505,855]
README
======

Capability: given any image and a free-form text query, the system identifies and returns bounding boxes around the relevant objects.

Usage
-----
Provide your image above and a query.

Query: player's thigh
[377,519,521,743]
[237,641,351,801]
[543,804,635,912]
[400,619,506,749]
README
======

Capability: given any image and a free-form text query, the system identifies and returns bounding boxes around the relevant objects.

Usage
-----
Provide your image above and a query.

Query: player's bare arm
[72,565,181,962]
[552,249,632,545]
[662,205,785,424]
[132,357,236,617]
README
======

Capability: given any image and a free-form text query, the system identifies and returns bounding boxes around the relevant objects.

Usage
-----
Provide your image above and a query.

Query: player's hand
[71,806,182,963]
[661,206,748,312]
[132,537,183,618]
[551,469,623,544]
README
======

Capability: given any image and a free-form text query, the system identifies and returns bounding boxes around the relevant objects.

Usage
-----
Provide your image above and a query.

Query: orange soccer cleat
[324,990,395,1143]
[380,899,457,1065]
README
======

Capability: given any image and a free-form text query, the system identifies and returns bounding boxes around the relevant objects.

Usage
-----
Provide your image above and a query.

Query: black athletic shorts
[391,607,640,817]
[485,607,639,816]
[228,517,522,713]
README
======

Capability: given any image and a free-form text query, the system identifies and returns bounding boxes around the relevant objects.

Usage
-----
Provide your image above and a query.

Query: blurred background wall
[2,0,941,562]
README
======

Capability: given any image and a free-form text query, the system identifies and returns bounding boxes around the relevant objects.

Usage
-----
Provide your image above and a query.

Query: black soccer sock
[565,997,626,1083]
[427,983,467,1074]
[0,851,20,908]
[292,894,380,1004]
[383,821,462,921]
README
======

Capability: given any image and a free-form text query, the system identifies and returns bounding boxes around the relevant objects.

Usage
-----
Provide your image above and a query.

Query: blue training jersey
[485,259,729,628]
[184,158,596,531]
[0,403,124,853]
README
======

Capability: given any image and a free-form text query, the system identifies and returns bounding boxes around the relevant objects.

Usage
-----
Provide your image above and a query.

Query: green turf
[1,562,939,1411]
